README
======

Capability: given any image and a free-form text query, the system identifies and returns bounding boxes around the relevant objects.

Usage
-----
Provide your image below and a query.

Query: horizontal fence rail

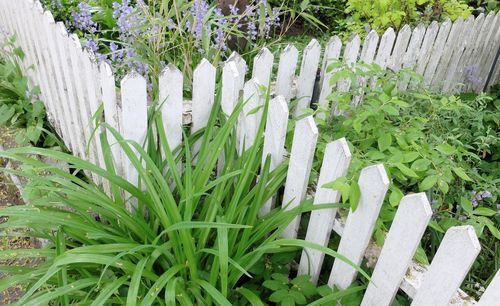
[1,1,500,305]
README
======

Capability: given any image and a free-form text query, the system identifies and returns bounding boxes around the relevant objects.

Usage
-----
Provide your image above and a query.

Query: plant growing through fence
[315,60,499,292]
[0,85,369,304]
[0,35,59,148]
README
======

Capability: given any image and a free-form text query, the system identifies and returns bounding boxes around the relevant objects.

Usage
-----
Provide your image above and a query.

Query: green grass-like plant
[0,88,366,305]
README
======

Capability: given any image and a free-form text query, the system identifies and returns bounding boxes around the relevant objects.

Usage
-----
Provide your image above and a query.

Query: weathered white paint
[352,30,379,106]
[389,25,412,72]
[411,226,481,306]
[298,138,352,284]
[423,20,452,86]
[329,164,389,289]
[431,18,465,90]
[455,14,485,89]
[317,36,342,119]
[295,39,321,116]
[120,73,148,189]
[475,12,500,91]
[275,44,299,101]
[443,16,475,93]
[399,24,426,91]
[160,64,183,152]
[252,47,274,89]
[361,193,432,306]
[242,79,263,150]
[259,96,289,217]
[192,59,216,134]
[281,116,318,239]
[477,269,500,306]
[412,21,439,89]
[99,62,122,175]
[332,34,360,116]
[221,60,241,117]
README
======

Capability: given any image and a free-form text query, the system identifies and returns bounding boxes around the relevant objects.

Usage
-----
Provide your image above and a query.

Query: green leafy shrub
[0,36,59,147]
[345,0,473,32]
[0,88,366,304]
[311,61,498,294]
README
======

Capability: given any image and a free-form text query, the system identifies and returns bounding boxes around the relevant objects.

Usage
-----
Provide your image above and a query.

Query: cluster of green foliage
[0,36,59,147]
[345,0,473,33]
[0,86,370,305]
[306,61,498,295]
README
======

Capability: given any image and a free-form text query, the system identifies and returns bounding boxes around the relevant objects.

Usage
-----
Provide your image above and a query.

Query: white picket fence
[1,1,500,305]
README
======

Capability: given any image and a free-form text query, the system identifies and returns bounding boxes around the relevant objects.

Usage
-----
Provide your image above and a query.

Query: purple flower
[471,190,494,207]
[109,42,124,62]
[190,0,209,45]
[84,39,99,53]
[167,18,176,30]
[71,3,97,33]
[112,0,143,41]
[229,4,239,15]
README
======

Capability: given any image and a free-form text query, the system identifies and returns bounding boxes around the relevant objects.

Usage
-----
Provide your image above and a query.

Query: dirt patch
[0,126,40,305]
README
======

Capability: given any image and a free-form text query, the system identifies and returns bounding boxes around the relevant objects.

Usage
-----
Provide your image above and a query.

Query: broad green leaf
[452,167,472,181]
[435,143,456,155]
[472,207,496,217]
[378,133,392,152]
[419,175,438,191]
[396,163,419,178]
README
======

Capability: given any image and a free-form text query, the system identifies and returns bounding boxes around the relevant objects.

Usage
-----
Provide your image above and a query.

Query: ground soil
[0,126,40,305]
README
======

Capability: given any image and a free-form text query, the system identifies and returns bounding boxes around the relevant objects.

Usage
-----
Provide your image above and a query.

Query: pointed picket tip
[359,164,390,189]
[399,24,411,34]
[382,27,395,37]
[446,225,481,252]
[193,58,216,77]
[271,95,289,115]
[34,1,45,13]
[121,71,147,88]
[244,78,261,90]
[306,38,321,51]
[227,51,243,62]
[56,21,69,37]
[296,115,319,138]
[347,33,361,45]
[326,137,351,161]
[161,63,182,77]
[399,193,432,218]
[43,9,56,24]
[255,47,273,61]
[223,59,240,76]
[365,30,379,40]
[99,61,114,77]
[428,20,439,29]
[328,35,342,46]
[283,43,298,54]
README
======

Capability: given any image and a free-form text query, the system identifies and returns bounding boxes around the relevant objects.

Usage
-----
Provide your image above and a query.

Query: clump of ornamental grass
[0,89,366,304]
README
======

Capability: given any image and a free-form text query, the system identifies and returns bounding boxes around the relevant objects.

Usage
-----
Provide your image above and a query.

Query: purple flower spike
[71,3,97,33]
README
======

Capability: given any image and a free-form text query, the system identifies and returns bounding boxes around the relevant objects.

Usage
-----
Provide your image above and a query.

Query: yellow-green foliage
[346,0,472,32]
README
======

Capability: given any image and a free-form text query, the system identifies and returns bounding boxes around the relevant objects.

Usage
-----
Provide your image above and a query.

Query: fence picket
[352,30,379,107]
[281,116,318,239]
[399,24,425,91]
[388,25,412,72]
[99,62,122,175]
[241,79,263,151]
[120,72,148,191]
[54,22,87,159]
[259,96,289,217]
[295,39,321,116]
[443,15,475,93]
[361,193,432,306]
[227,51,247,88]
[477,270,500,306]
[456,13,485,89]
[412,21,439,89]
[332,35,360,116]
[431,18,465,90]
[476,13,500,91]
[465,12,495,92]
[317,36,342,119]
[252,47,274,88]
[411,226,481,306]
[329,164,389,289]
[192,59,216,135]
[298,138,352,284]
[275,44,299,101]
[423,20,452,86]
[221,61,240,118]
[160,64,183,152]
